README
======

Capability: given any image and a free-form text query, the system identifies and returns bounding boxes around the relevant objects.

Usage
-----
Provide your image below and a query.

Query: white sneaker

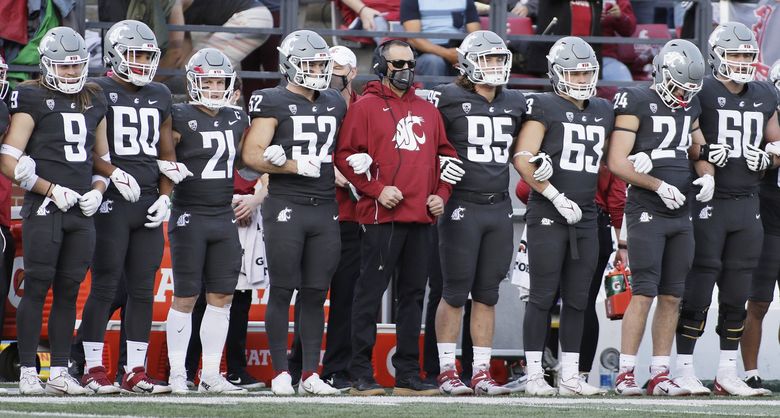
[558,374,607,396]
[502,375,527,393]
[168,371,191,395]
[271,372,295,395]
[198,374,248,395]
[298,373,340,395]
[714,375,762,396]
[19,369,45,395]
[673,375,711,395]
[525,372,556,396]
[46,370,91,395]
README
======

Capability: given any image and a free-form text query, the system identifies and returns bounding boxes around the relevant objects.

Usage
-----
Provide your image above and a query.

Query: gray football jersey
[614,86,701,217]
[9,83,108,195]
[247,86,346,199]
[698,77,778,197]
[92,76,173,198]
[525,92,615,227]
[171,104,249,214]
[428,83,524,193]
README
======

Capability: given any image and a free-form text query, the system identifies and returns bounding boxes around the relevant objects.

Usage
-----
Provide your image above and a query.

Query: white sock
[619,354,636,373]
[717,350,738,379]
[83,341,104,370]
[472,346,492,372]
[166,308,192,375]
[746,369,759,379]
[437,343,457,372]
[650,355,670,376]
[526,351,543,377]
[125,340,148,373]
[676,354,695,377]
[560,352,579,381]
[200,304,231,378]
[49,366,67,379]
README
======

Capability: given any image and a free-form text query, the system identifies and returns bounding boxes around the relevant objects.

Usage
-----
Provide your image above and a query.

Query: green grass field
[2,390,780,417]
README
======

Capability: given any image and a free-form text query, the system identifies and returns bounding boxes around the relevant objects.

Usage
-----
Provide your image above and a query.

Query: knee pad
[716,304,747,341]
[677,306,709,340]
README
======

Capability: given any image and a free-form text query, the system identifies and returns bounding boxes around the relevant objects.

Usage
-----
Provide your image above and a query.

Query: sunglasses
[386,59,416,69]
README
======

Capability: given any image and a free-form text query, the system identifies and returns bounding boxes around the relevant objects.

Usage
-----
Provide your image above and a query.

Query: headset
[372,39,416,79]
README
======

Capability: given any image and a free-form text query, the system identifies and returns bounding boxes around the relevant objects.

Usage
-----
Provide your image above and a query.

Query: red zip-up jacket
[336,90,360,222]
[594,164,626,229]
[335,81,456,225]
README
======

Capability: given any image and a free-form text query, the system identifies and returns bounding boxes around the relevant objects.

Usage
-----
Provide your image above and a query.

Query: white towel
[235,198,268,290]
[510,225,530,301]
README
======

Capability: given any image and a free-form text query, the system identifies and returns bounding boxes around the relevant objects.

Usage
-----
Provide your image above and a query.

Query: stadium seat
[479,16,534,36]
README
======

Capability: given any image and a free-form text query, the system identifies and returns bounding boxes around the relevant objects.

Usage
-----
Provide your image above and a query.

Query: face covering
[329,74,349,91]
[388,68,414,91]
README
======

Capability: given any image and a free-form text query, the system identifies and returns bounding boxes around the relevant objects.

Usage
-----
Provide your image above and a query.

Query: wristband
[540,183,559,201]
[617,243,628,250]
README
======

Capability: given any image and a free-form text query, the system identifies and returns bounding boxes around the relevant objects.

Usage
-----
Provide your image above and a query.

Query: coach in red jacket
[335,39,458,395]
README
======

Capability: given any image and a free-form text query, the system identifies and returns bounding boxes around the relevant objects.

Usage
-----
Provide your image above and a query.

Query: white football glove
[295,155,322,178]
[692,174,714,203]
[440,156,465,185]
[145,195,171,228]
[346,153,373,175]
[156,160,193,184]
[541,184,582,224]
[699,143,732,168]
[655,181,686,210]
[79,189,103,217]
[263,145,287,166]
[14,155,36,183]
[50,184,81,212]
[764,141,780,157]
[110,168,141,203]
[745,144,771,172]
[628,152,653,174]
[529,152,553,182]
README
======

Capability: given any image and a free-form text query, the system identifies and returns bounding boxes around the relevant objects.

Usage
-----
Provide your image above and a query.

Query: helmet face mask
[657,67,701,109]
[278,30,332,91]
[38,27,90,94]
[546,37,599,101]
[457,31,512,86]
[186,48,236,110]
[708,22,759,84]
[105,20,161,86]
[771,60,780,92]
[0,56,9,100]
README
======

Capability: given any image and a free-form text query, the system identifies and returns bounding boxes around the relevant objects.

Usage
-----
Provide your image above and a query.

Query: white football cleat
[471,369,510,396]
[198,374,248,394]
[46,370,91,395]
[714,375,763,396]
[437,370,473,396]
[558,374,607,396]
[19,369,45,395]
[168,371,191,395]
[298,373,340,395]
[271,371,296,395]
[647,370,690,396]
[525,372,556,396]
[672,375,711,395]
[614,369,643,396]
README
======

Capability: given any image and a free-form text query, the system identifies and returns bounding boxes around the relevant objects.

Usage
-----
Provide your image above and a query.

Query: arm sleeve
[400,0,421,23]
[334,105,386,199]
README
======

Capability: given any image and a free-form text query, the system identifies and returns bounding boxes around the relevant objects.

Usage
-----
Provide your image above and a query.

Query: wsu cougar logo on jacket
[393,112,426,151]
